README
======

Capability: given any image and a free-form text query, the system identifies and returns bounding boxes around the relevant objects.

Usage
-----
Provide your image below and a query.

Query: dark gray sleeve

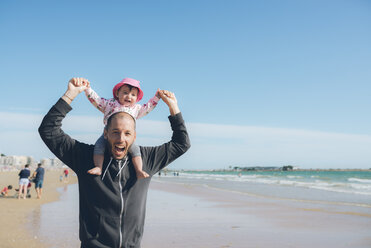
[38,98,94,175]
[128,142,141,157]
[141,112,191,175]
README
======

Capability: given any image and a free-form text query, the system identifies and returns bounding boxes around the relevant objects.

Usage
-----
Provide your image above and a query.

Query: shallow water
[29,184,79,248]
[158,170,371,207]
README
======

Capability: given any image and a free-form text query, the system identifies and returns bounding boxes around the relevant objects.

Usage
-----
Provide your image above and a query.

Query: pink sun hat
[112,78,144,102]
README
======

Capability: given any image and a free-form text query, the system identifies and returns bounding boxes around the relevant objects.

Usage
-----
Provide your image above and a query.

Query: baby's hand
[155,88,161,98]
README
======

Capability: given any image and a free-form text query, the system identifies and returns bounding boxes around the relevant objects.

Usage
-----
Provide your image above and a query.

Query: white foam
[348,178,371,184]
[176,172,371,196]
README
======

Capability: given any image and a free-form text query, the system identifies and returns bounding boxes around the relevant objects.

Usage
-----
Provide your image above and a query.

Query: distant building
[40,158,64,167]
[0,154,65,170]
[0,155,35,169]
[282,165,293,171]
[232,166,281,171]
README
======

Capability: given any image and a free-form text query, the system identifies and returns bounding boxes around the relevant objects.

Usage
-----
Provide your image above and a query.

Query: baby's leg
[129,143,149,179]
[88,134,105,175]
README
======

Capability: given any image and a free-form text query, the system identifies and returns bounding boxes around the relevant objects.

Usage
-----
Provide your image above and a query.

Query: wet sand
[142,179,371,248]
[0,170,77,248]
[1,171,371,248]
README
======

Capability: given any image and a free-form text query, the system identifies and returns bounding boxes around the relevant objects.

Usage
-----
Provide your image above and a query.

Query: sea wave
[178,172,371,196]
[348,178,371,184]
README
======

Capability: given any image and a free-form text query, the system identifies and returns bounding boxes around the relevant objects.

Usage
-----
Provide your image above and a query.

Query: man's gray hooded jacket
[38,98,190,248]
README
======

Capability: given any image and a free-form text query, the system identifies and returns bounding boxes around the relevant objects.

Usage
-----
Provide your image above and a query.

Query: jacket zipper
[118,159,124,248]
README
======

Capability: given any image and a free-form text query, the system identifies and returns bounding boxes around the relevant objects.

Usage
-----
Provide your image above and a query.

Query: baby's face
[116,85,139,107]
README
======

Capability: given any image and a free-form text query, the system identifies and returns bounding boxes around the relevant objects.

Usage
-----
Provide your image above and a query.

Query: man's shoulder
[139,144,164,160]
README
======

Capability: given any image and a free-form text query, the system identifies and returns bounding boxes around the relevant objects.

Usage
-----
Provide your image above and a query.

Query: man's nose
[118,132,126,142]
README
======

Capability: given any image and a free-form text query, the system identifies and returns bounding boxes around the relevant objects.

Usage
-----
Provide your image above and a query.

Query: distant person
[1,185,12,197]
[26,182,32,198]
[18,164,30,199]
[63,168,69,183]
[33,163,45,199]
[84,77,161,179]
[38,77,190,247]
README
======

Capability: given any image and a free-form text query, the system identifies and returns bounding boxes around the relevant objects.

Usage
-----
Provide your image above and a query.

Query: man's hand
[69,77,90,91]
[159,90,180,116]
[62,77,90,104]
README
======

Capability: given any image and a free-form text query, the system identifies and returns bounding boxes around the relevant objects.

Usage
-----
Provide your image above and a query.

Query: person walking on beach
[84,77,160,179]
[33,163,45,199]
[18,164,30,199]
[38,77,190,248]
[63,168,69,183]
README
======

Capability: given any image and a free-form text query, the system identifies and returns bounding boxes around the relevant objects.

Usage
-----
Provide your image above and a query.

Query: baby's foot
[88,167,102,175]
[136,170,149,179]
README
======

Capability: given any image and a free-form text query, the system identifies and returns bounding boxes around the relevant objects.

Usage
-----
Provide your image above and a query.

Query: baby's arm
[84,87,108,114]
[137,89,161,119]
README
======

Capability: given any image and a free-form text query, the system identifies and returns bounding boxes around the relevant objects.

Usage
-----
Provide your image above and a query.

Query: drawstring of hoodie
[101,156,129,180]
[101,157,113,180]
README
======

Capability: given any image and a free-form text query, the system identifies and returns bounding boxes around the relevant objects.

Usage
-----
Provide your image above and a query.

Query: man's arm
[141,90,190,175]
[61,77,90,104]
[159,90,180,116]
[38,78,93,174]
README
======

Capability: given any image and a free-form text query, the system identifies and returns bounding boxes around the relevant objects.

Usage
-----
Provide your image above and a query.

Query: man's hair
[38,163,42,167]
[25,164,29,168]
[105,112,136,131]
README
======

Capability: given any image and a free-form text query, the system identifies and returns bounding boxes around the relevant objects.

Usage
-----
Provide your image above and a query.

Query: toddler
[84,78,160,178]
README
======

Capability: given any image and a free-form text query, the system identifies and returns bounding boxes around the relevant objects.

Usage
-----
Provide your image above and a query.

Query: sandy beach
[0,170,77,248]
[142,178,371,248]
[1,171,371,248]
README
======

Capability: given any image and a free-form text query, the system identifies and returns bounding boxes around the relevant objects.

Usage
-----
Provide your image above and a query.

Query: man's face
[104,113,136,159]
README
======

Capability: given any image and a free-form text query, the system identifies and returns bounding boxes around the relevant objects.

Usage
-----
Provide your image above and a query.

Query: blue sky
[0,0,370,169]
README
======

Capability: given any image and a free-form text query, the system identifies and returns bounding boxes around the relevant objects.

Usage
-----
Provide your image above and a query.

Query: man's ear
[104,128,108,139]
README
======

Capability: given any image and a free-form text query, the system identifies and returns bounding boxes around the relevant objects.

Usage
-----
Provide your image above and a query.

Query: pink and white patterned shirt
[85,87,160,125]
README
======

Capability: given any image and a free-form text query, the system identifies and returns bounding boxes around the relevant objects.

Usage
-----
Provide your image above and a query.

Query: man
[38,78,190,248]
[33,163,45,199]
[18,164,31,199]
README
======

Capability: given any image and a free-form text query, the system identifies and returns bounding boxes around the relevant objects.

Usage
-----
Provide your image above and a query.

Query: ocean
[156,170,371,207]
